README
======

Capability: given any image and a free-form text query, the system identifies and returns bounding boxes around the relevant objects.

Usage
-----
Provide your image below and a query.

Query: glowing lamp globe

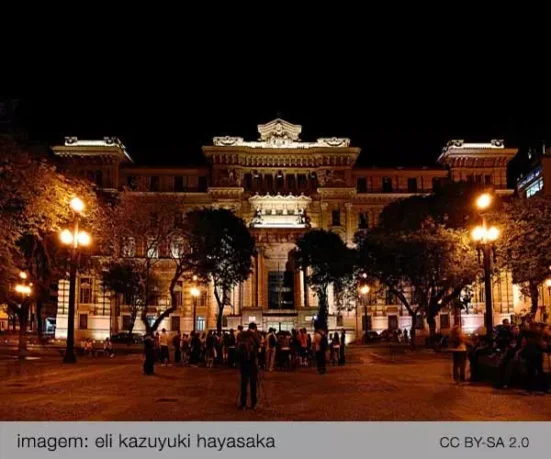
[60,229,74,245]
[77,231,91,246]
[471,226,485,242]
[70,197,85,213]
[486,227,499,242]
[476,193,492,210]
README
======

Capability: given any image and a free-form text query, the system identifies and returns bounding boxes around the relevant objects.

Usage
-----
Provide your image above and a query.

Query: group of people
[142,326,348,375]
[448,318,550,393]
[79,337,114,358]
[142,323,348,408]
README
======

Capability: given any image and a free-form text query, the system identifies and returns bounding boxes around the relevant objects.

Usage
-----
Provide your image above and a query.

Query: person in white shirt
[159,328,170,366]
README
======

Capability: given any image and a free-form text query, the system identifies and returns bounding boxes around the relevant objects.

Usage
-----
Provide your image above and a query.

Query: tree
[101,260,144,340]
[0,136,101,354]
[185,209,255,332]
[356,222,478,345]
[295,230,356,331]
[498,195,551,315]
[368,183,482,340]
[104,193,185,333]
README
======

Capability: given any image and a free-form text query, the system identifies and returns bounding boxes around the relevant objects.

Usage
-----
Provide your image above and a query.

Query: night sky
[3,72,549,185]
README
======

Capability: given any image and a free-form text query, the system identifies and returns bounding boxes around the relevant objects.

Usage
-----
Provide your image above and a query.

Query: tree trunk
[317,287,329,332]
[17,310,28,360]
[529,281,539,316]
[427,314,437,338]
[36,300,44,340]
[409,318,416,350]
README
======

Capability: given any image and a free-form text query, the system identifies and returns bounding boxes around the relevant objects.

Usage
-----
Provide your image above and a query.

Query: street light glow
[471,226,485,242]
[19,271,27,279]
[60,229,74,245]
[476,193,492,210]
[360,285,370,295]
[486,226,499,241]
[471,226,499,242]
[70,197,85,213]
[77,231,91,246]
[15,284,31,295]
[190,287,200,297]
[546,279,551,288]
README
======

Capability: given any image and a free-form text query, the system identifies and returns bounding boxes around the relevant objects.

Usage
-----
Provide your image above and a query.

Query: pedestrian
[181,333,190,366]
[521,330,548,394]
[103,337,114,358]
[314,324,327,375]
[190,331,201,365]
[267,328,277,371]
[339,328,346,365]
[173,331,181,365]
[143,332,155,375]
[403,328,409,344]
[299,328,308,366]
[330,332,340,366]
[206,331,215,368]
[449,325,467,384]
[227,328,237,367]
[159,328,170,367]
[237,322,260,410]
[154,331,161,361]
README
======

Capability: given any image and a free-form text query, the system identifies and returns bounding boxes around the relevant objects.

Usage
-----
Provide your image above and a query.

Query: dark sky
[4,70,550,184]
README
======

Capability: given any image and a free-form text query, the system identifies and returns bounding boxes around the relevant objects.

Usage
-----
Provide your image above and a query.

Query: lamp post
[545,279,551,323]
[359,281,370,342]
[472,193,499,341]
[59,197,91,364]
[191,275,200,332]
[15,271,32,359]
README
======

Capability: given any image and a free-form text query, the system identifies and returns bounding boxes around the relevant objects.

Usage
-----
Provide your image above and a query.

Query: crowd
[142,325,347,376]
[448,318,551,393]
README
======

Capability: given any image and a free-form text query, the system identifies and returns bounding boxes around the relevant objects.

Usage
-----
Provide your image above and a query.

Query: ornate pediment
[211,118,351,149]
[249,193,312,228]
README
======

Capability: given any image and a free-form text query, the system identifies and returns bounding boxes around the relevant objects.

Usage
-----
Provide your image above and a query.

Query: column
[345,202,353,245]
[294,270,303,308]
[302,269,309,308]
[320,202,329,230]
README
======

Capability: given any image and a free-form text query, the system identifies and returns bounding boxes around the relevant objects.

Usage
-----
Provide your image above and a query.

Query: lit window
[146,238,158,258]
[526,178,543,198]
[79,278,92,304]
[196,316,206,331]
[170,237,186,258]
[122,237,136,257]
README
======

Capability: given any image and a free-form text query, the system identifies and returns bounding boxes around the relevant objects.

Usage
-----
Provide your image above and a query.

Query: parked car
[110,332,144,344]
[363,330,381,343]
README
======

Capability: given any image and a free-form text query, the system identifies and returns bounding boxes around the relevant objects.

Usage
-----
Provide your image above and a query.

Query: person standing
[159,328,170,367]
[154,331,161,361]
[143,332,155,375]
[267,328,277,371]
[299,328,308,367]
[339,329,346,365]
[330,332,340,366]
[206,331,215,368]
[449,325,467,384]
[172,331,181,365]
[237,322,260,410]
[314,325,327,375]
[190,331,201,365]
[228,328,237,367]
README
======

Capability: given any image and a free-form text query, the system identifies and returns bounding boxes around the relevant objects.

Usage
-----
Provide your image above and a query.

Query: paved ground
[1,346,550,421]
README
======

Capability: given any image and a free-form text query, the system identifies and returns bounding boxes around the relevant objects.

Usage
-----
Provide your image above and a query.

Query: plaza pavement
[1,346,550,421]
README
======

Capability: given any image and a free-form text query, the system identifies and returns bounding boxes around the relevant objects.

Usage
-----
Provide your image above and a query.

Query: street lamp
[359,283,370,342]
[191,285,200,332]
[59,197,91,364]
[472,193,499,341]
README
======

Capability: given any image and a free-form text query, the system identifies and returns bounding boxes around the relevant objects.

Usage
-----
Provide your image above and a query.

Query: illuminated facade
[52,120,520,340]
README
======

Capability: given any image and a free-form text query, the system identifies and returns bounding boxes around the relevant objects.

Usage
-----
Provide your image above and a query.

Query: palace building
[52,119,524,341]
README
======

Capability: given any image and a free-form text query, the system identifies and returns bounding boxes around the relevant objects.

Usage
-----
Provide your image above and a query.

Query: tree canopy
[185,208,255,332]
[295,229,356,331]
